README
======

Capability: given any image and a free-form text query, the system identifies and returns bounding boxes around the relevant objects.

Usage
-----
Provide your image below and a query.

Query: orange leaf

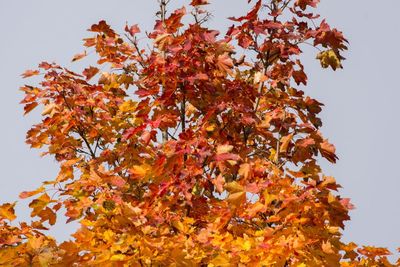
[212,174,225,193]
[0,202,17,221]
[280,133,294,153]
[24,102,38,115]
[83,66,99,80]
[216,53,234,74]
[71,51,87,62]
[190,0,209,6]
[19,186,45,199]
[227,191,246,207]
[21,69,40,78]
[238,163,251,180]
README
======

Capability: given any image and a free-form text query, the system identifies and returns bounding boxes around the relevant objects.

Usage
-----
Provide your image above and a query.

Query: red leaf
[340,198,355,210]
[82,66,99,80]
[190,0,209,6]
[295,0,320,10]
[122,125,146,141]
[125,24,140,36]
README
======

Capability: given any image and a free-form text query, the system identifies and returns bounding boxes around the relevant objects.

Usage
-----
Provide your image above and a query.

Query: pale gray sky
[0,0,399,255]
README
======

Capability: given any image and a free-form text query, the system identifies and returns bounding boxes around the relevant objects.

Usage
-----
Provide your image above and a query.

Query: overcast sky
[0,0,398,255]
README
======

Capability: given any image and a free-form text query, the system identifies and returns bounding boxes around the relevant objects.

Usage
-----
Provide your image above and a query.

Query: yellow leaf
[119,100,136,112]
[225,181,243,193]
[209,254,231,267]
[317,49,342,70]
[205,124,216,132]
[263,191,276,205]
[129,164,150,180]
[269,148,278,163]
[103,230,114,242]
[110,254,126,261]
[327,192,336,203]
[242,240,252,251]
[172,220,186,233]
[216,144,233,154]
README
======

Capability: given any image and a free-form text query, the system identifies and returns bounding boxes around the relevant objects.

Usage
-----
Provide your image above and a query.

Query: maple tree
[1,0,398,266]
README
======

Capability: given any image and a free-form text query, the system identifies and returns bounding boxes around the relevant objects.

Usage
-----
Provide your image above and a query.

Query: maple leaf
[238,163,251,180]
[41,103,56,116]
[82,66,99,80]
[212,174,225,193]
[295,0,320,10]
[11,1,398,265]
[23,102,38,115]
[280,133,294,153]
[190,0,209,6]
[0,202,17,221]
[227,191,246,207]
[216,144,233,154]
[216,53,234,75]
[21,69,40,78]
[317,49,342,70]
[125,24,140,36]
[71,51,87,62]
[19,186,45,199]
[320,139,338,163]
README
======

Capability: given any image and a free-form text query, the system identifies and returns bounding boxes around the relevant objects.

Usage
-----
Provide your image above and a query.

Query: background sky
[0,0,399,256]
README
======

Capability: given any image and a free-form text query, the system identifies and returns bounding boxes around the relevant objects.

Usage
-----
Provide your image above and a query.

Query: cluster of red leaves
[1,0,398,266]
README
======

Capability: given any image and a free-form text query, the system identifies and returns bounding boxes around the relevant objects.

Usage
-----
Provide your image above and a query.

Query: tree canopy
[1,0,398,266]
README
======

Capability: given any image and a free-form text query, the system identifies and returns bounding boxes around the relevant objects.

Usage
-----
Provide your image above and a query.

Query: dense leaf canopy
[1,0,398,266]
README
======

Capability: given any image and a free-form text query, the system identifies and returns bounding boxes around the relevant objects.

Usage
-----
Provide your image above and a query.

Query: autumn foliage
[1,0,399,266]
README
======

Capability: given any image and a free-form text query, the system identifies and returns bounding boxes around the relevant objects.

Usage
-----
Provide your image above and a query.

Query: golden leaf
[216,144,233,154]
[227,191,246,207]
[280,133,294,153]
[238,163,251,180]
[317,49,342,70]
[0,202,17,221]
